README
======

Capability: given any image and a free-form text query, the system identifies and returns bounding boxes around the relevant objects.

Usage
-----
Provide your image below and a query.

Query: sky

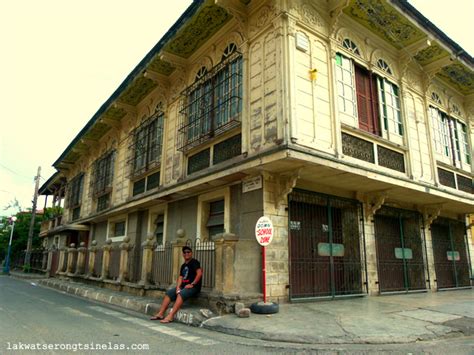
[0,0,473,217]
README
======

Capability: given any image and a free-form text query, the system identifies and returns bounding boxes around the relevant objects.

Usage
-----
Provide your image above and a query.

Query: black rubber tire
[250,301,279,314]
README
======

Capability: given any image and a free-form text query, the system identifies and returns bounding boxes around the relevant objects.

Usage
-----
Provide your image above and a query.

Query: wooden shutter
[355,65,380,135]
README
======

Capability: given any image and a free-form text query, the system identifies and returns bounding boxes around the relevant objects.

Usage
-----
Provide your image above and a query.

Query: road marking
[89,306,218,346]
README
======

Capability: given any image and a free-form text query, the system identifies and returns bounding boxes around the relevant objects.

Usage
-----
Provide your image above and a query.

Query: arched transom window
[377,59,392,75]
[342,38,360,56]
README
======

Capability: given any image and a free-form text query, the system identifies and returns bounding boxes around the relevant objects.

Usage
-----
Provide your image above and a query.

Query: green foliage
[22,264,31,273]
[0,212,44,262]
[43,206,63,220]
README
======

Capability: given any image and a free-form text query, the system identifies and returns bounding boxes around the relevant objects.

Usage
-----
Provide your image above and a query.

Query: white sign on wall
[242,175,262,193]
[255,216,274,247]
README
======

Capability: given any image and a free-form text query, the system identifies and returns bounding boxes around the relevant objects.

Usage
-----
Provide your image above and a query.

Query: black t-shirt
[180,258,202,292]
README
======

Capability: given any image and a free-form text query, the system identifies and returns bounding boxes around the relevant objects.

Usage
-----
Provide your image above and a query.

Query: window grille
[342,133,375,163]
[146,171,160,191]
[207,200,225,237]
[132,178,146,196]
[97,193,110,212]
[457,175,473,194]
[377,146,405,172]
[188,148,210,175]
[438,168,456,189]
[129,107,164,177]
[67,173,84,208]
[213,134,241,165]
[92,151,115,197]
[178,48,242,151]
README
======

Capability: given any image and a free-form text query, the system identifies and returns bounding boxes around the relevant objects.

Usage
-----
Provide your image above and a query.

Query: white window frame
[107,215,128,243]
[377,77,402,139]
[196,187,230,241]
[335,53,357,120]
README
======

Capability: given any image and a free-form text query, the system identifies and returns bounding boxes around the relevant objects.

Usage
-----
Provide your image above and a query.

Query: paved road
[1,276,473,354]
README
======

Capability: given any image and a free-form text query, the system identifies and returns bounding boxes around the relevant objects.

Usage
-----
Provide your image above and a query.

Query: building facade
[39,0,473,305]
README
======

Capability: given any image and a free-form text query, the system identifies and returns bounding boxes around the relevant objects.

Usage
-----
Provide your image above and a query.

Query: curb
[11,274,214,327]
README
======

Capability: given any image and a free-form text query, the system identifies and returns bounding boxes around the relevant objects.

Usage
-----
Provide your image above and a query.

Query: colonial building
[39,0,473,306]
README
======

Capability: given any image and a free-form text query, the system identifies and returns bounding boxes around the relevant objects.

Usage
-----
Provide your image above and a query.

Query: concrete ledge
[34,277,214,327]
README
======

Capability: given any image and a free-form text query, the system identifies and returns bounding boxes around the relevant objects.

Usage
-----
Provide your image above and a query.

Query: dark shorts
[165,286,199,302]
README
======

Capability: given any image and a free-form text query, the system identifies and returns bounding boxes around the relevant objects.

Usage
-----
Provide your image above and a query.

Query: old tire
[250,301,279,314]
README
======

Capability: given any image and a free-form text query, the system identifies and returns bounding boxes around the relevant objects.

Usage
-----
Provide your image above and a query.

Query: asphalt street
[1,276,473,354]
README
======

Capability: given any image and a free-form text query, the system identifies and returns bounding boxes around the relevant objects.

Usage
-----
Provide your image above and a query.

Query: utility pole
[25,166,41,267]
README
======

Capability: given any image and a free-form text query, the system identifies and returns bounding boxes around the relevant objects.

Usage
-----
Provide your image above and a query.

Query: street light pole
[3,216,17,274]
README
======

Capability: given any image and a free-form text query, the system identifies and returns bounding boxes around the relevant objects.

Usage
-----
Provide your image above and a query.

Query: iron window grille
[438,168,456,189]
[456,175,473,194]
[128,108,164,178]
[66,173,84,209]
[178,49,242,152]
[91,150,115,197]
[97,193,110,212]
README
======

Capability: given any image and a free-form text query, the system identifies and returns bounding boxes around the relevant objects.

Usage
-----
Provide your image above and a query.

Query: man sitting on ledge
[150,246,202,323]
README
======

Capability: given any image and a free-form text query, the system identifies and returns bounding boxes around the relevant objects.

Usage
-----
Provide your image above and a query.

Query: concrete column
[213,239,224,293]
[118,236,132,283]
[262,174,290,302]
[46,247,54,276]
[139,234,156,286]
[171,236,186,283]
[67,243,77,274]
[87,240,97,277]
[58,248,65,274]
[423,226,438,291]
[101,239,113,281]
[363,217,380,295]
[222,234,238,293]
[76,242,87,275]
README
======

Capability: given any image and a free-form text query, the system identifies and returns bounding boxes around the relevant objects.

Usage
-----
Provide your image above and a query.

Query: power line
[0,163,34,181]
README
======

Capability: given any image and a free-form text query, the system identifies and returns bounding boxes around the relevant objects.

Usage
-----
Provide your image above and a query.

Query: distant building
[39,0,473,304]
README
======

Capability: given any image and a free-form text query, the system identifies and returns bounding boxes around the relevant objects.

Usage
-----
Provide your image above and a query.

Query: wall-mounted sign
[243,175,262,193]
[290,221,301,230]
[318,243,345,257]
[395,248,413,260]
[255,216,274,247]
[447,251,460,261]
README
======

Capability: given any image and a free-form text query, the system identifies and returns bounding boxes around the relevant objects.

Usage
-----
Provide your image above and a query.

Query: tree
[0,211,44,266]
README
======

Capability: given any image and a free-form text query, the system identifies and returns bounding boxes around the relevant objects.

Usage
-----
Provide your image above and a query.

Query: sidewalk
[203,290,474,344]
[10,271,473,345]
